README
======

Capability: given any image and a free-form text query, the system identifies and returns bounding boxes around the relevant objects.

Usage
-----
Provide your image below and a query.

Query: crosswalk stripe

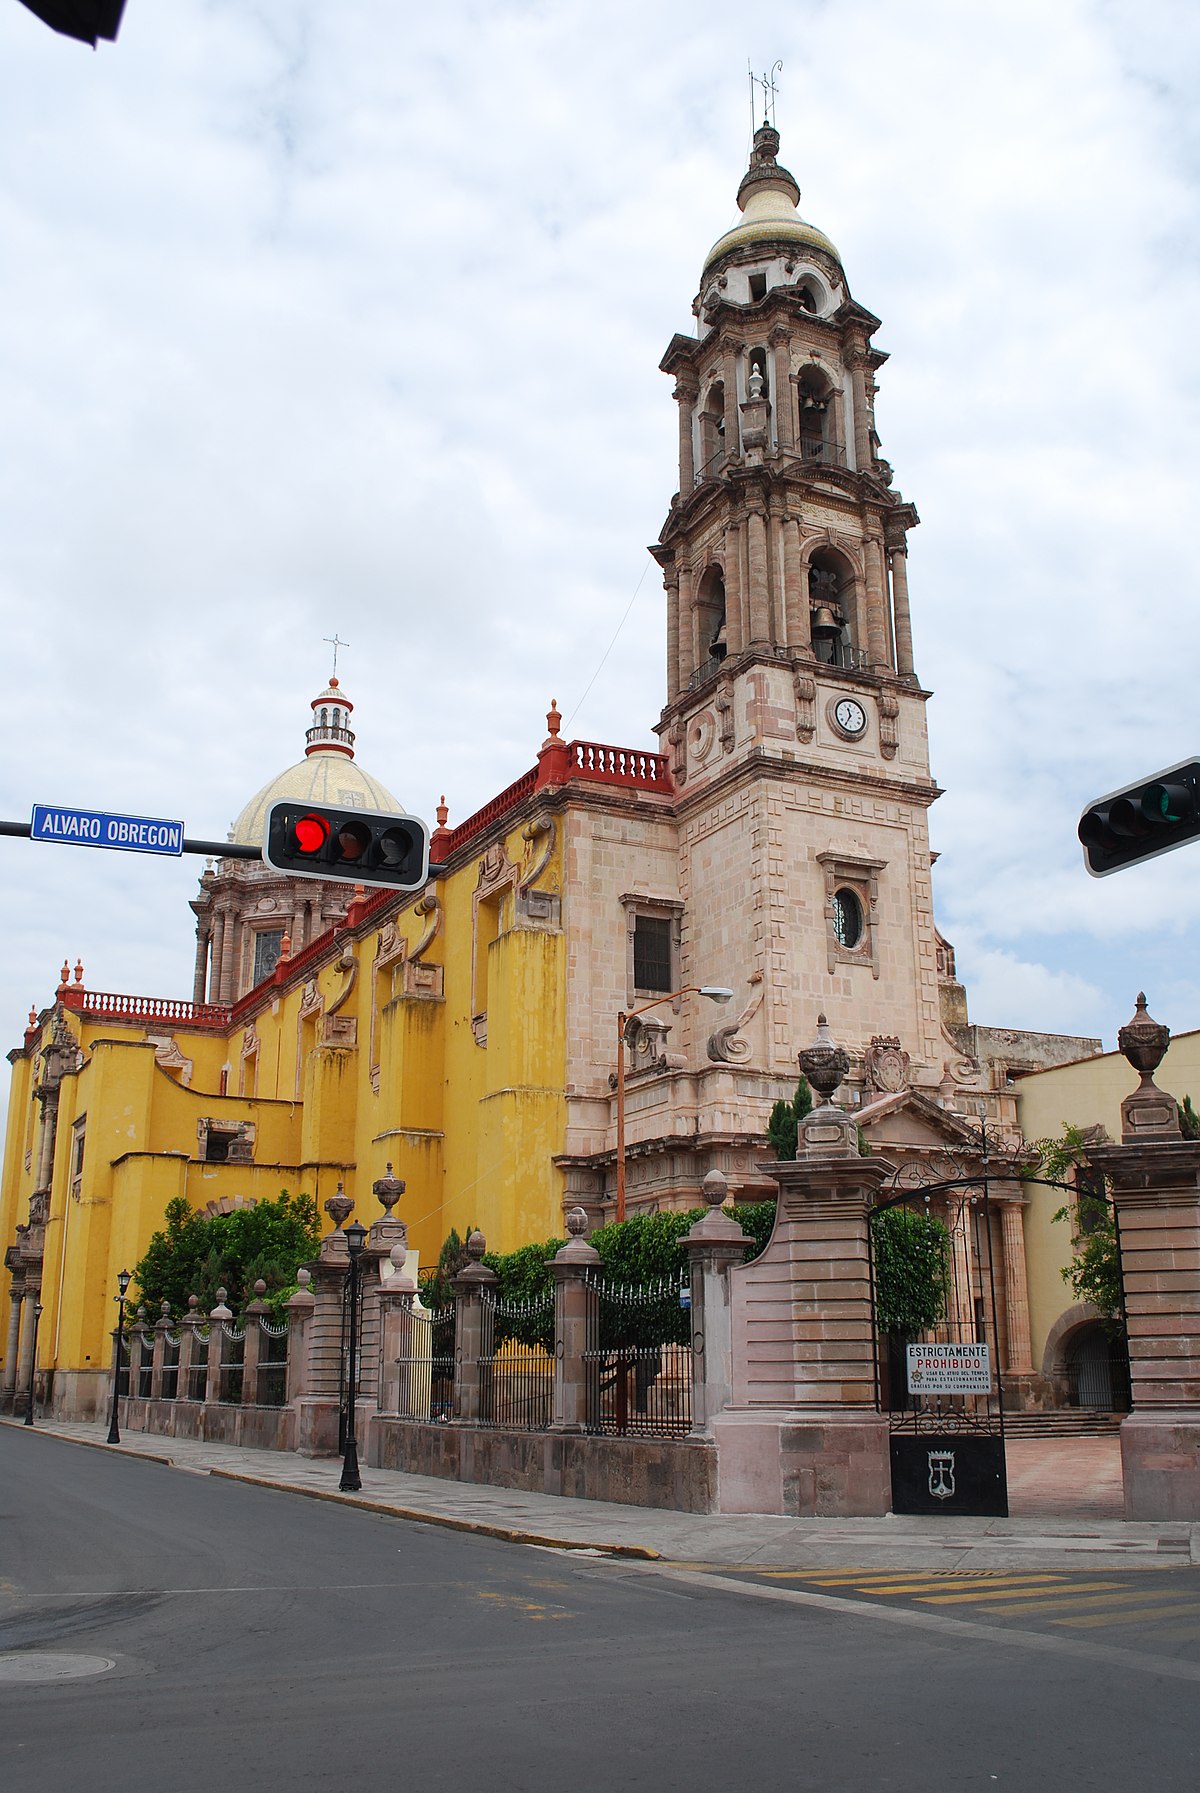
[812,1576,1065,1595]
[1055,1603,1200,1630]
[920,1581,1124,1605]
[794,1572,1061,1590]
[976,1588,1199,1616]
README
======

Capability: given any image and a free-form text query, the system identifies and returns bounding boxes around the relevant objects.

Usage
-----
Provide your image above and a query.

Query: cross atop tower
[749,58,782,129]
[323,632,350,677]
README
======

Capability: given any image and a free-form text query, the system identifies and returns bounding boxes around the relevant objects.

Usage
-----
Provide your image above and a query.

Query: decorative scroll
[707,971,764,1064]
[793,665,817,741]
[878,688,900,759]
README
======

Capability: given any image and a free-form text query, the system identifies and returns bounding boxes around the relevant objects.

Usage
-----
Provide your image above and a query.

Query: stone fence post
[550,1209,599,1432]
[178,1297,203,1399]
[241,1280,269,1405]
[683,1170,752,1435]
[205,1290,232,1404]
[452,1231,498,1424]
[1088,994,1200,1519]
[285,1269,317,1404]
[150,1301,171,1400]
[377,1244,418,1417]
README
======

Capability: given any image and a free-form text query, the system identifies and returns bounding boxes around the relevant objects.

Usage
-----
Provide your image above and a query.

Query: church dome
[229,675,402,848]
[702,123,840,279]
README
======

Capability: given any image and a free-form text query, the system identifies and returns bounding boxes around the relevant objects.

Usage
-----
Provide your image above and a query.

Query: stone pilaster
[549,1211,599,1433]
[452,1231,498,1425]
[1,1289,21,1400]
[999,1201,1033,1375]
[683,1171,752,1434]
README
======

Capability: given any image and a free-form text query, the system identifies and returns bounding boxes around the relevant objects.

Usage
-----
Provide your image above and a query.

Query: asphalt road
[2,1428,1198,1793]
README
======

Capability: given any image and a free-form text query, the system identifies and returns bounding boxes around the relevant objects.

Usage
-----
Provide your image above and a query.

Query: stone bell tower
[654,121,945,1086]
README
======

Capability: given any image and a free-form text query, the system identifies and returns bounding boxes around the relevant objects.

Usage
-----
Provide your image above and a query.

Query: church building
[1,125,1098,1421]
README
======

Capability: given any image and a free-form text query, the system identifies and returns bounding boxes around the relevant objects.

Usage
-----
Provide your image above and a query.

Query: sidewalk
[7,1416,1198,1571]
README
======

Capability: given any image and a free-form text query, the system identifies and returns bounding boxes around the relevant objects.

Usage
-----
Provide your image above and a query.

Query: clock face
[833,698,867,738]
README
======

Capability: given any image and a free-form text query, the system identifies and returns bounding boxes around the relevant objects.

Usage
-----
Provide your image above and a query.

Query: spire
[736,122,800,213]
[304,674,356,760]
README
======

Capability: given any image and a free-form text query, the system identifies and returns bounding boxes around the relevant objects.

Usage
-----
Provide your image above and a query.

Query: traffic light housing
[263,801,430,891]
[1078,759,1200,877]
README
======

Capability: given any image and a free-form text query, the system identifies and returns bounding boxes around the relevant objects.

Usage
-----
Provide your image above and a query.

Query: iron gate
[873,1132,1011,1517]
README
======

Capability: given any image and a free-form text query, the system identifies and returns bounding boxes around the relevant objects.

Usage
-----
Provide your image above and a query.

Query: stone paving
[7,1416,1197,1571]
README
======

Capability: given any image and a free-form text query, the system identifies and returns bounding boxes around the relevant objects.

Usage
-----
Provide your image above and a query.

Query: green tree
[1180,1094,1200,1140]
[870,1206,950,1335]
[131,1190,321,1318]
[1031,1126,1124,1330]
[767,1075,814,1161]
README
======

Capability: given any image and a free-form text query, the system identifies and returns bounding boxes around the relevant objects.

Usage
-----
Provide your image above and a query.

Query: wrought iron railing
[583,1275,692,1438]
[478,1291,555,1430]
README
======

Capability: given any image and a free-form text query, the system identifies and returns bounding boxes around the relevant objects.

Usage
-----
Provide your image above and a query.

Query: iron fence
[258,1317,290,1407]
[160,1329,180,1400]
[219,1322,245,1404]
[393,1302,457,1422]
[186,1328,210,1403]
[583,1275,692,1438]
[478,1291,554,1430]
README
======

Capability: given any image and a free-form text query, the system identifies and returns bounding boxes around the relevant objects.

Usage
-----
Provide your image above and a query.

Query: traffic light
[17,1,126,44]
[1078,759,1200,877]
[263,801,430,891]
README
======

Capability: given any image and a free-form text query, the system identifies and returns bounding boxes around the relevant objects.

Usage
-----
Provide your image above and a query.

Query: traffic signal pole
[1,816,447,876]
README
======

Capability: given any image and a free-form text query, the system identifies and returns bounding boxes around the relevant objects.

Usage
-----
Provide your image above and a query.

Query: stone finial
[279,931,292,962]
[389,1241,408,1270]
[27,1006,37,1030]
[58,961,70,989]
[1117,993,1181,1142]
[466,1228,486,1261]
[187,1293,199,1312]
[74,959,84,985]
[747,363,765,401]
[136,1304,148,1321]
[554,1208,600,1266]
[373,1162,406,1215]
[324,1183,354,1229]
[253,1278,267,1296]
[296,1267,311,1289]
[160,1298,171,1317]
[544,699,562,743]
[1118,993,1171,1086]
[565,1206,589,1237]
[702,1168,729,1208]
[798,1013,850,1104]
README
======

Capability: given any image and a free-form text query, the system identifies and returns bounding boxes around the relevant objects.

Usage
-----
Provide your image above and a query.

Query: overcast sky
[1,0,1199,1084]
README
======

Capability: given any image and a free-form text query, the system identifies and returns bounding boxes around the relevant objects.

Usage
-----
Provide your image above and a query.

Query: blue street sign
[31,804,185,858]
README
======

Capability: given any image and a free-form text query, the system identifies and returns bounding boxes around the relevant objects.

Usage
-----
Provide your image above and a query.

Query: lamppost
[614,985,734,1223]
[106,1268,132,1445]
[22,1299,43,1427]
[339,1219,368,1493]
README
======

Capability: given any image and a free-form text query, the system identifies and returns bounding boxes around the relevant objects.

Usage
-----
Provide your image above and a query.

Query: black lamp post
[22,1299,43,1427]
[339,1221,367,1492]
[106,1268,132,1445]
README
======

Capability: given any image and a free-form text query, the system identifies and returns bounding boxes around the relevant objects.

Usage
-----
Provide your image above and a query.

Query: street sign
[31,804,185,858]
[906,1342,992,1395]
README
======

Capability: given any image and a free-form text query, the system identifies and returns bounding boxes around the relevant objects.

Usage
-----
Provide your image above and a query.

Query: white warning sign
[906,1342,992,1395]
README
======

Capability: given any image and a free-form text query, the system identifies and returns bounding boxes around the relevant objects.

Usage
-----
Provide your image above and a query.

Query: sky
[1,0,1199,1073]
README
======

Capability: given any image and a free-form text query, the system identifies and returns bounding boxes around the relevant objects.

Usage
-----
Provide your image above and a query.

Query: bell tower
[654,123,944,1085]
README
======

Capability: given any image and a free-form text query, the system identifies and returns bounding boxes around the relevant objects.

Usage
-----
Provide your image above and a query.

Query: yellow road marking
[800,1575,1065,1595]
[976,1588,1200,1616]
[1055,1603,1200,1630]
[920,1581,1124,1605]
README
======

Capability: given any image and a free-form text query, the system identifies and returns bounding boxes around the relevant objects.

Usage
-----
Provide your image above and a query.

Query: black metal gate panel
[874,1153,1009,1518]
[477,1291,554,1429]
[582,1275,692,1438]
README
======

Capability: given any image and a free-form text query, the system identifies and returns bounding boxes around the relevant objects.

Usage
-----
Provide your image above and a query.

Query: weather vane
[748,59,782,129]
[323,632,349,677]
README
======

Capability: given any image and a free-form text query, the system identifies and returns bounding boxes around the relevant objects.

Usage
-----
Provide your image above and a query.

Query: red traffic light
[291,813,332,855]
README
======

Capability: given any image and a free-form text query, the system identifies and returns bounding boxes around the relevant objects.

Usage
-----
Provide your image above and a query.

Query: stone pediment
[856,1088,984,1152]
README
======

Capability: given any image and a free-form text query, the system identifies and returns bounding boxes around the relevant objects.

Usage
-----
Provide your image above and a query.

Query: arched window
[797,283,818,314]
[797,366,834,463]
[332,708,341,729]
[698,382,726,477]
[809,548,855,668]
[832,889,863,950]
[319,708,328,726]
[696,565,727,667]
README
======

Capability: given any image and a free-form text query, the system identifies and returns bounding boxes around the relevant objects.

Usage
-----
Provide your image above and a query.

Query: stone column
[887,535,916,678]
[150,1303,171,1401]
[847,348,871,471]
[722,349,740,463]
[710,1016,892,1516]
[376,1247,418,1418]
[723,523,744,658]
[782,518,806,653]
[676,563,695,691]
[862,532,891,670]
[746,503,770,646]
[177,1299,203,1401]
[192,924,210,1006]
[999,1201,1034,1375]
[285,1269,317,1405]
[771,331,794,452]
[1,1288,22,1401]
[675,379,697,499]
[241,1282,269,1405]
[1087,996,1200,1519]
[452,1231,498,1425]
[549,1210,599,1432]
[15,1286,39,1414]
[684,1172,752,1434]
[211,910,227,1005]
[664,570,681,702]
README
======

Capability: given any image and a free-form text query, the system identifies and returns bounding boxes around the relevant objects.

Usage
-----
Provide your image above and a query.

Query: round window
[832,888,863,950]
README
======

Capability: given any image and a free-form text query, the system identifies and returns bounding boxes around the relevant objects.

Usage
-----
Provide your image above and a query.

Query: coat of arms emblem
[927,1449,956,1501]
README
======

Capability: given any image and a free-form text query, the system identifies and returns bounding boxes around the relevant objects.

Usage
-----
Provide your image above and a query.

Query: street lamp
[22,1299,43,1427]
[106,1268,132,1445]
[614,985,734,1223]
[339,1220,368,1493]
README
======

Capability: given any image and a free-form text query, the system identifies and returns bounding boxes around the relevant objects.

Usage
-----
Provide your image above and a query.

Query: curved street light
[614,984,734,1223]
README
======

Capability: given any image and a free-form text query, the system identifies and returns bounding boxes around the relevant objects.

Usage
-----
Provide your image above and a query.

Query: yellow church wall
[1015,1029,1200,1375]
